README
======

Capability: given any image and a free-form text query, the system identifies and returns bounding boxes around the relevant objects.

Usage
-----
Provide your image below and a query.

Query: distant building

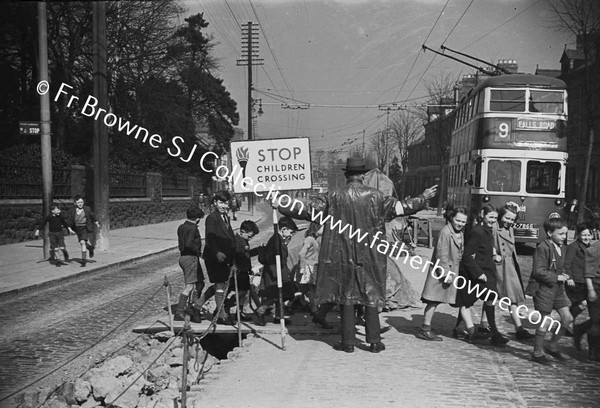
[560,35,600,204]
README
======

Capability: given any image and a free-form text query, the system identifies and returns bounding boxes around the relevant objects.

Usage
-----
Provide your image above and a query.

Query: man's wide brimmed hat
[342,157,370,174]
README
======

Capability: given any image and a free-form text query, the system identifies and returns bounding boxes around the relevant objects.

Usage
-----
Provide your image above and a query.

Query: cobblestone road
[191,246,600,408]
[0,252,185,402]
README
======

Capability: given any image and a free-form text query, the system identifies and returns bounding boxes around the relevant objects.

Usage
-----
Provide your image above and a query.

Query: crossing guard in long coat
[278,157,435,352]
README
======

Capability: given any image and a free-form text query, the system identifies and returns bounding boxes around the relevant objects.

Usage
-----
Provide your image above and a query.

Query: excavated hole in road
[199,333,247,360]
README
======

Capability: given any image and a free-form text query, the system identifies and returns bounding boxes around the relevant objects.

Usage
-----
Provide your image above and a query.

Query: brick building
[560,36,600,205]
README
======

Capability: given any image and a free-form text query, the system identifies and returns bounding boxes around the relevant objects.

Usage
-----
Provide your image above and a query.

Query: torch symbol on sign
[236,146,250,187]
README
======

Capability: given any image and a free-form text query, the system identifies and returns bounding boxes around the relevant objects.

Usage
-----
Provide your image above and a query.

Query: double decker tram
[446,74,568,243]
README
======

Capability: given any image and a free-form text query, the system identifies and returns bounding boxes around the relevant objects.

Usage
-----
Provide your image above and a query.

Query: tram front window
[487,159,521,192]
[490,90,526,112]
[526,161,561,195]
[529,91,564,114]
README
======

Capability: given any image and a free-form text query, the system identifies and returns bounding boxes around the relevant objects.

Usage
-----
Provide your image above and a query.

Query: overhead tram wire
[389,0,451,104]
[248,0,296,99]
[199,0,238,54]
[403,0,474,103]
[223,0,241,28]
[440,0,474,46]
[385,0,543,106]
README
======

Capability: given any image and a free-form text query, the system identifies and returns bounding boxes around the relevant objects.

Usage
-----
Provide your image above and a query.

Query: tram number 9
[498,121,510,139]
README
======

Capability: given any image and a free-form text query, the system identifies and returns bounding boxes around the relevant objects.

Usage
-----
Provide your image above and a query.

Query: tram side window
[477,90,485,113]
[487,159,521,192]
[529,91,564,114]
[526,161,561,195]
[490,90,525,112]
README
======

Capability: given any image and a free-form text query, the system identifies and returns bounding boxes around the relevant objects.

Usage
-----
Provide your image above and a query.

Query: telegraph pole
[93,1,110,250]
[237,22,263,140]
[237,22,263,214]
[38,1,52,259]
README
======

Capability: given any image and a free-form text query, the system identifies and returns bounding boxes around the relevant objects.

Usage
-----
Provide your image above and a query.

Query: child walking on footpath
[67,195,99,266]
[175,206,205,323]
[529,217,574,365]
[35,205,75,266]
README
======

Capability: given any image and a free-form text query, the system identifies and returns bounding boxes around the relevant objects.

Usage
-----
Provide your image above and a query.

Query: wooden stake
[164,276,174,333]
[233,268,242,346]
[273,208,286,351]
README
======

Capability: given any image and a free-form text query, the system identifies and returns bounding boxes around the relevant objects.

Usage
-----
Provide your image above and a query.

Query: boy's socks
[214,290,227,318]
[483,304,498,335]
[533,329,546,356]
[62,249,69,261]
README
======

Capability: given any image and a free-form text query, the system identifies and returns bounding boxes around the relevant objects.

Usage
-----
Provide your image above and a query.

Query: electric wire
[248,0,295,99]
[390,0,451,103]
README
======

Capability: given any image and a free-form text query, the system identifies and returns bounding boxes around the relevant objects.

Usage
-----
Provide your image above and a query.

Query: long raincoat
[278,179,426,308]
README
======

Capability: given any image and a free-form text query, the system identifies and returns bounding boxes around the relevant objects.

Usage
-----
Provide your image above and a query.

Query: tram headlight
[520,196,526,202]
[555,199,562,206]
[483,195,490,202]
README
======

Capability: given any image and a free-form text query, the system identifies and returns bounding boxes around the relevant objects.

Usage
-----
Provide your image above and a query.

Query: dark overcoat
[202,211,236,266]
[279,179,426,308]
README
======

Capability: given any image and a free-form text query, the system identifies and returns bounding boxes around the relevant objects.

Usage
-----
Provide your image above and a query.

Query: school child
[255,216,299,326]
[196,191,237,325]
[175,206,205,323]
[67,195,100,266]
[456,204,509,346]
[564,223,594,348]
[529,217,574,365]
[297,223,324,316]
[225,220,261,322]
[492,202,534,340]
[418,206,468,342]
[35,205,74,265]
[584,240,600,361]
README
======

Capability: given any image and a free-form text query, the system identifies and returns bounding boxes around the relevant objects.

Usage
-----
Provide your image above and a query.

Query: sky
[181,0,573,156]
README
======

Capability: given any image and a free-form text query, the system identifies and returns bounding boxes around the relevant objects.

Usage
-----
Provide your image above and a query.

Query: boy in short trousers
[530,217,574,365]
[35,205,74,266]
[176,206,205,323]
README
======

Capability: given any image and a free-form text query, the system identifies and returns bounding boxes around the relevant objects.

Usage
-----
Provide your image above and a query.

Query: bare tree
[388,110,423,197]
[420,70,461,215]
[550,0,600,223]
[369,129,396,174]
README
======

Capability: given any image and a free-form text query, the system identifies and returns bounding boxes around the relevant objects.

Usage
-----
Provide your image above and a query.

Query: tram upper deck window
[490,89,525,112]
[529,91,564,114]
[487,159,521,192]
[526,161,561,195]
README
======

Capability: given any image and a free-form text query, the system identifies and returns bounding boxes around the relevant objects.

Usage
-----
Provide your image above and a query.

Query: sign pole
[38,2,52,260]
[272,208,286,351]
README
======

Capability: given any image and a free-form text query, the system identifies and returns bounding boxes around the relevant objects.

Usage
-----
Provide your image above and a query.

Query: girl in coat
[417,206,468,341]
[493,202,534,340]
[296,223,324,315]
[455,204,509,346]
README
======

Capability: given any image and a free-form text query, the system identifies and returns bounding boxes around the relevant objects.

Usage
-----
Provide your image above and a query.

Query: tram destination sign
[230,137,312,193]
[516,118,556,131]
[19,121,41,136]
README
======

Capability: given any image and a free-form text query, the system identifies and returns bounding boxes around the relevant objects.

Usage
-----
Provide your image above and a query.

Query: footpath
[0,207,267,301]
[183,214,599,408]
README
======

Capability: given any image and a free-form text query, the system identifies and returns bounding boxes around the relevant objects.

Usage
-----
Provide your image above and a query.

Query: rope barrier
[0,283,165,405]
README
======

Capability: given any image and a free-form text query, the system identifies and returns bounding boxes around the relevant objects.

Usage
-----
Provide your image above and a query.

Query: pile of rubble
[14,330,239,408]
